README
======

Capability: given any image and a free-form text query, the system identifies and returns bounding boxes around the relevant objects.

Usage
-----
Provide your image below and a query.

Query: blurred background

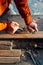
[9,0,43,15]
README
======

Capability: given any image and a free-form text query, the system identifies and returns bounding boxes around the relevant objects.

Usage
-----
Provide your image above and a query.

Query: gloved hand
[27,20,38,33]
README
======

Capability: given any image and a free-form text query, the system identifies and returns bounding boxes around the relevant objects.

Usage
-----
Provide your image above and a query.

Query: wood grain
[0,50,21,57]
[0,41,12,50]
[0,32,43,39]
[0,57,20,63]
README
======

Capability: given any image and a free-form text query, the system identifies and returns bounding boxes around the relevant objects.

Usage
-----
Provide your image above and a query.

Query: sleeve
[14,0,33,25]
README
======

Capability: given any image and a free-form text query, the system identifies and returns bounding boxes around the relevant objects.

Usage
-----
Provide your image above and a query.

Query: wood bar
[0,41,11,46]
[0,32,43,39]
[0,45,11,50]
[0,57,20,63]
[0,50,21,57]
[0,41,12,50]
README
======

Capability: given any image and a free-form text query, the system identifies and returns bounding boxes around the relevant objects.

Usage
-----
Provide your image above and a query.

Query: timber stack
[0,41,21,63]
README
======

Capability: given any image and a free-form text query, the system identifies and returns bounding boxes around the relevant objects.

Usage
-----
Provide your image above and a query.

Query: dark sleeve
[14,0,32,25]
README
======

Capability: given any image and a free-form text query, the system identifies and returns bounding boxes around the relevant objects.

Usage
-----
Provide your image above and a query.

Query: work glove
[27,20,38,33]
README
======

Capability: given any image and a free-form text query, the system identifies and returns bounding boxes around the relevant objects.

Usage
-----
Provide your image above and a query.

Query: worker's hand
[7,21,19,34]
[27,20,38,33]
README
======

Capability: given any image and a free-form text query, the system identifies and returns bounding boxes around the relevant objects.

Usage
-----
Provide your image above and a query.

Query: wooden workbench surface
[0,31,43,39]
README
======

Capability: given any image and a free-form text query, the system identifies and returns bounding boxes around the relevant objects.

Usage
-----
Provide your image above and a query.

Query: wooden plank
[0,32,43,39]
[0,45,11,50]
[0,57,20,63]
[0,41,11,46]
[0,50,21,57]
[0,41,13,50]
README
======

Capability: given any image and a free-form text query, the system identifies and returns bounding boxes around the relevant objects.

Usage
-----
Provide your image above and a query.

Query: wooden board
[0,41,13,50]
[0,41,11,46]
[0,50,21,57]
[0,57,20,63]
[0,32,43,39]
[0,45,11,50]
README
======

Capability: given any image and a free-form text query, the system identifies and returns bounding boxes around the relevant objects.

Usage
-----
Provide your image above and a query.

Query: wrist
[24,16,33,25]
